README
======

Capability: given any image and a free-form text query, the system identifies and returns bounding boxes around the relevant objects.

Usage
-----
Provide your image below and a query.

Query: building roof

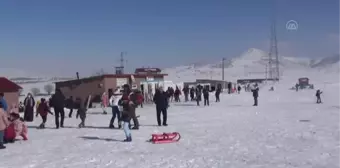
[135,68,162,73]
[0,77,22,92]
[55,73,168,85]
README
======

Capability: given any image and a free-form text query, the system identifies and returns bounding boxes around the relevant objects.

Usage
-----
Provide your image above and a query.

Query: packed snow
[1,79,339,168]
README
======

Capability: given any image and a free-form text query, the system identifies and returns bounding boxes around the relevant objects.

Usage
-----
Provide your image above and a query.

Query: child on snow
[76,98,87,128]
[5,107,28,142]
[0,102,9,149]
[36,98,53,129]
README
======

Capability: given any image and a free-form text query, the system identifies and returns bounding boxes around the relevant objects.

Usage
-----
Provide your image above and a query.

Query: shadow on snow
[78,136,122,142]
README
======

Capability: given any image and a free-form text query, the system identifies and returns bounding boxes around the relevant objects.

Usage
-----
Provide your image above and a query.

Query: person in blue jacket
[0,93,8,112]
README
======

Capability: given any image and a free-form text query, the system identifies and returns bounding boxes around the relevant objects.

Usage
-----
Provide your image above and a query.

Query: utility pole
[222,58,226,81]
[120,52,125,74]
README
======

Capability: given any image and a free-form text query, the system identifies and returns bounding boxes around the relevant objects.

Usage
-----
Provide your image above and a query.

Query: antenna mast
[268,1,280,81]
[115,52,126,74]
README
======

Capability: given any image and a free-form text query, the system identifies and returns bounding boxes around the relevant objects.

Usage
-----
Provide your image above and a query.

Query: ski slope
[1,81,339,168]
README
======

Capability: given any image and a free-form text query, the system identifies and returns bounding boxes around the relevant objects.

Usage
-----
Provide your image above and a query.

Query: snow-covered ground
[1,80,339,168]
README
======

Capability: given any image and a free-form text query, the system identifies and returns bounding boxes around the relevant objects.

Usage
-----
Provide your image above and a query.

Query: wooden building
[183,79,229,91]
[55,70,167,103]
[0,77,22,106]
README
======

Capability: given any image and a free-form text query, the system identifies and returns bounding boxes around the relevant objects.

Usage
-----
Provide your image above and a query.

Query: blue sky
[0,0,338,76]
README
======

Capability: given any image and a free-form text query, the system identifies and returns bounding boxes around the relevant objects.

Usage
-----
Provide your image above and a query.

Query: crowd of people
[0,82,256,148]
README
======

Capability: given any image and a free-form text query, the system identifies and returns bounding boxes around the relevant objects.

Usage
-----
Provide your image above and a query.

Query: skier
[109,89,122,129]
[153,87,169,126]
[237,85,241,94]
[316,89,323,104]
[51,89,66,129]
[203,87,210,106]
[251,84,259,106]
[36,98,53,129]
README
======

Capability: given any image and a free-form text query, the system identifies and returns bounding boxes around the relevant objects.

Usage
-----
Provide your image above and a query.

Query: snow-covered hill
[163,48,339,83]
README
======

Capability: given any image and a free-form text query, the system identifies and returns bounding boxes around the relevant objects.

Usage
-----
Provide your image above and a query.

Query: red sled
[149,132,181,144]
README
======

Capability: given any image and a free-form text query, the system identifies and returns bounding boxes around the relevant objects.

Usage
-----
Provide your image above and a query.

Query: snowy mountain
[309,54,340,74]
[163,48,339,83]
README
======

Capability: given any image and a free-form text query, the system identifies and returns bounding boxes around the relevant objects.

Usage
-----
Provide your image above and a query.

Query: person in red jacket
[36,98,53,129]
[136,90,144,108]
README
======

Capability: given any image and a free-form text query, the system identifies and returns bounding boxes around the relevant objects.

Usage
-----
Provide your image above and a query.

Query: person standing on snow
[195,87,202,106]
[118,90,138,142]
[174,86,181,102]
[215,85,221,102]
[190,87,195,101]
[251,84,259,106]
[0,102,9,149]
[0,93,8,112]
[182,86,190,102]
[51,89,66,129]
[101,92,109,114]
[36,98,53,129]
[129,90,140,129]
[203,86,210,106]
[23,93,35,122]
[153,87,169,126]
[316,89,323,104]
[237,85,241,94]
[109,89,123,129]
[227,82,232,94]
[66,96,74,118]
[76,97,87,128]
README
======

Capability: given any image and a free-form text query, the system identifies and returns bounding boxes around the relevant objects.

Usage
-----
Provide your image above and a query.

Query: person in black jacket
[190,87,195,101]
[227,82,232,94]
[153,88,169,126]
[195,87,202,106]
[118,90,137,142]
[203,87,210,106]
[66,96,74,118]
[215,86,221,102]
[182,86,189,102]
[76,97,87,128]
[251,84,259,106]
[316,89,323,104]
[51,89,66,128]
